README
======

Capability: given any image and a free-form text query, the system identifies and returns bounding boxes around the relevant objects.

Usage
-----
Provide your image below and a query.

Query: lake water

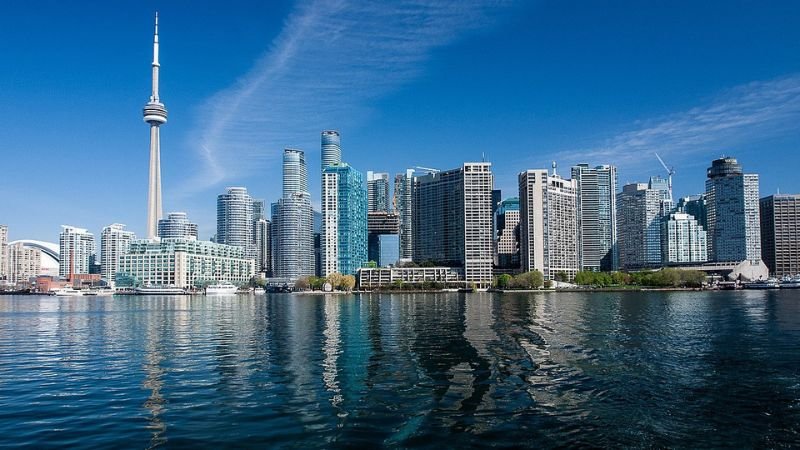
[0,291,798,448]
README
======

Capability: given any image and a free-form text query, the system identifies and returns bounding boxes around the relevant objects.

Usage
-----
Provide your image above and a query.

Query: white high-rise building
[59,226,96,278]
[158,212,198,240]
[518,167,579,281]
[217,187,255,260]
[661,213,707,264]
[273,149,314,280]
[100,224,136,286]
[6,242,42,284]
[0,225,7,281]
[143,13,168,239]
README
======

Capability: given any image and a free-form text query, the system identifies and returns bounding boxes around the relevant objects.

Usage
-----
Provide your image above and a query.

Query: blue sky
[2,0,799,242]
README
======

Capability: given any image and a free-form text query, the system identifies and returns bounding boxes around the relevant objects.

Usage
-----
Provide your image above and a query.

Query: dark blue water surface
[0,291,798,448]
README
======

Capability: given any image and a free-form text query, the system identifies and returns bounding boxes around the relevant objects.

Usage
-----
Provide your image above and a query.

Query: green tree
[495,273,512,289]
[555,271,568,282]
[326,273,344,290]
[513,270,544,289]
[365,260,378,268]
[295,276,311,291]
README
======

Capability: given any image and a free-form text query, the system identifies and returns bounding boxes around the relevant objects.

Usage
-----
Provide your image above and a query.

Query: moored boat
[205,283,239,295]
[743,278,780,290]
[135,285,187,295]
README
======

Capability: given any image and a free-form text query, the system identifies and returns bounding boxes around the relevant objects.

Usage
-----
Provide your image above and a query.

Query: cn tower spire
[143,11,168,239]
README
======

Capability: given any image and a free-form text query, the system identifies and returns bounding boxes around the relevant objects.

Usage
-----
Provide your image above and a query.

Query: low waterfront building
[117,238,255,288]
[358,266,463,289]
[760,194,800,276]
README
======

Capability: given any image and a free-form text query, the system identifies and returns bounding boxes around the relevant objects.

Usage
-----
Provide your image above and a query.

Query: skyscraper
[677,195,707,229]
[394,169,414,261]
[705,157,761,263]
[495,197,520,269]
[571,164,618,271]
[143,13,167,239]
[366,171,391,212]
[59,226,96,278]
[759,194,800,276]
[0,225,7,281]
[367,212,400,267]
[661,212,707,264]
[252,199,270,275]
[617,183,664,270]
[272,149,314,280]
[321,130,341,171]
[100,224,136,285]
[518,168,579,280]
[217,187,255,259]
[158,212,198,240]
[6,242,42,284]
[413,163,494,287]
[322,163,368,276]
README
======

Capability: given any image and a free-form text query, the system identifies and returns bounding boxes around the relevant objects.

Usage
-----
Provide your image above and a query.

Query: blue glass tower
[322,164,368,276]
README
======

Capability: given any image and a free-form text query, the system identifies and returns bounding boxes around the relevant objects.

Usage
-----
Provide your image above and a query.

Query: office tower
[677,195,707,229]
[394,169,414,261]
[367,212,400,266]
[322,163,368,276]
[571,164,618,271]
[661,212,707,264]
[100,224,135,285]
[367,171,391,212]
[0,225,7,280]
[143,13,168,239]
[158,212,199,240]
[495,197,520,269]
[760,194,800,276]
[413,163,493,287]
[518,168,579,280]
[118,239,254,288]
[217,187,255,261]
[59,226,96,278]
[6,242,42,284]
[321,130,341,171]
[705,157,761,263]
[616,183,664,270]
[272,149,314,280]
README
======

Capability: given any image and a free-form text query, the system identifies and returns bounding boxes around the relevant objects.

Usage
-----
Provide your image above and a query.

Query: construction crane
[414,166,440,174]
[655,153,675,203]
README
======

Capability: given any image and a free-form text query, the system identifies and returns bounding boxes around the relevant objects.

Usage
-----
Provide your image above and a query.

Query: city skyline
[2,2,800,241]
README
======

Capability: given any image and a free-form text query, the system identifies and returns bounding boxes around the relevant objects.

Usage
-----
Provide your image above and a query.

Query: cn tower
[143,12,167,239]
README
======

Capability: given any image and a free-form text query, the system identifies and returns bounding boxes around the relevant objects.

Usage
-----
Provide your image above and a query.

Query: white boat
[89,287,115,296]
[780,275,800,289]
[253,287,266,294]
[743,278,780,290]
[205,283,239,295]
[135,285,186,295]
[51,287,85,296]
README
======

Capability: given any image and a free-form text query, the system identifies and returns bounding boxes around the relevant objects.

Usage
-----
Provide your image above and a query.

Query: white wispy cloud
[182,0,514,194]
[547,74,800,172]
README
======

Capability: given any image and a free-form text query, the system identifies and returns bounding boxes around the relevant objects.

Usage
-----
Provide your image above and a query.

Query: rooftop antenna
[655,153,675,203]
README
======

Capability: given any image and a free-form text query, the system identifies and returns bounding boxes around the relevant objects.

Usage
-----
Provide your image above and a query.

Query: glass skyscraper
[616,183,665,270]
[366,171,391,212]
[217,187,255,259]
[495,197,520,269]
[321,130,341,172]
[272,149,314,280]
[394,169,414,261]
[322,163,368,276]
[571,164,618,271]
[705,157,761,263]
